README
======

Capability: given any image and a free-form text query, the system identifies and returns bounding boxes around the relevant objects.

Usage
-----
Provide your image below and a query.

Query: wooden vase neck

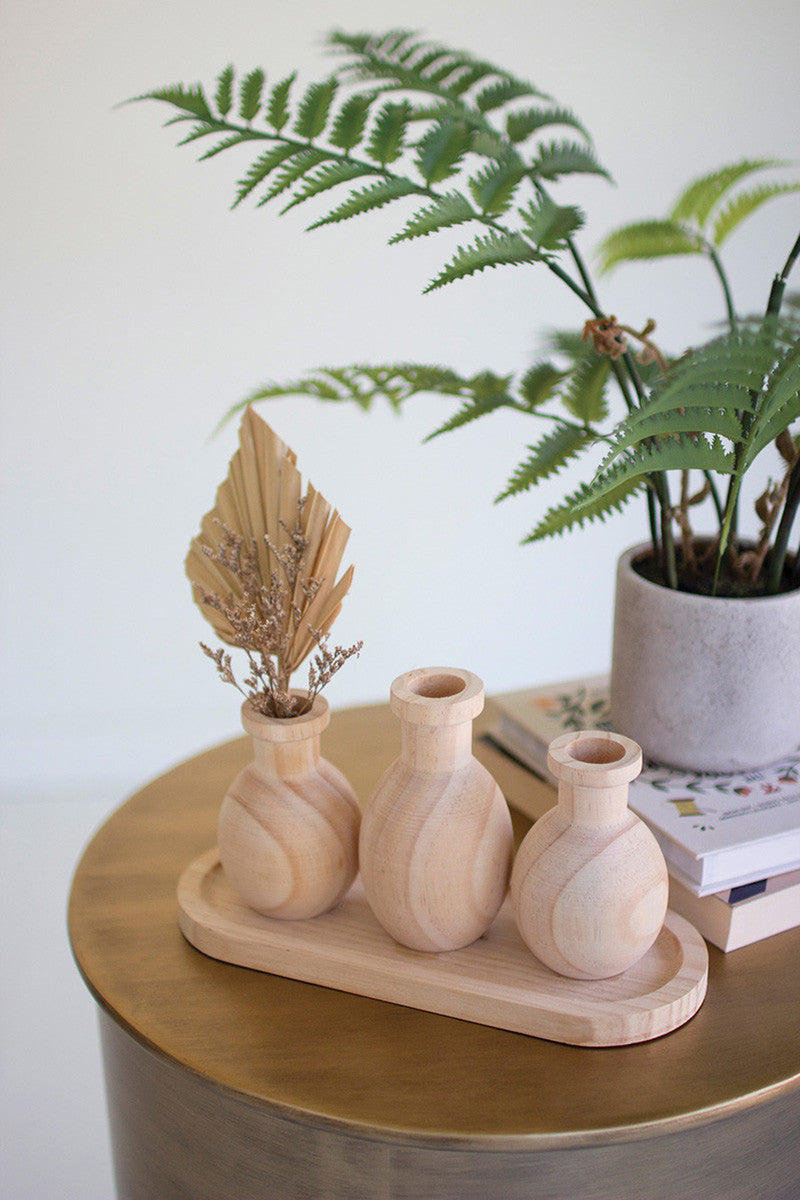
[400,722,474,771]
[389,667,485,773]
[546,730,643,827]
[241,695,329,779]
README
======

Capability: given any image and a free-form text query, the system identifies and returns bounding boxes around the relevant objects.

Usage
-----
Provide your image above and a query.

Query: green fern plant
[132,29,800,596]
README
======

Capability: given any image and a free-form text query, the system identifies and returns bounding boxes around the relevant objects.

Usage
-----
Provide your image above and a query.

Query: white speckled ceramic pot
[610,544,800,772]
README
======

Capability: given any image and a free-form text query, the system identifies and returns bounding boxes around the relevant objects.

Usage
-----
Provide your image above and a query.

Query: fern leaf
[670,158,787,227]
[257,149,329,205]
[530,140,611,181]
[519,194,584,250]
[526,476,644,541]
[228,361,485,421]
[506,105,588,144]
[424,231,543,292]
[232,144,301,207]
[561,357,610,423]
[712,182,800,247]
[597,220,703,273]
[743,342,800,468]
[266,73,296,132]
[239,69,265,122]
[535,435,731,542]
[366,101,412,165]
[475,78,546,112]
[214,65,234,117]
[309,178,421,229]
[443,61,499,97]
[293,78,338,140]
[518,362,568,409]
[498,426,592,500]
[468,161,526,216]
[415,119,474,184]
[425,373,517,438]
[174,123,224,148]
[329,92,374,151]
[389,192,475,242]
[280,161,374,214]
[136,84,214,123]
[199,131,262,161]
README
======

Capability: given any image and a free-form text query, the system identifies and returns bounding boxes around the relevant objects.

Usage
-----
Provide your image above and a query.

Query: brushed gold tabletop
[68,699,800,1150]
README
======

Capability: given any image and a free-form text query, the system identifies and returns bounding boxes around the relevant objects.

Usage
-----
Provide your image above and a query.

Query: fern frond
[518,362,569,409]
[415,119,474,184]
[225,361,497,423]
[596,220,703,273]
[497,426,592,500]
[526,477,644,541]
[309,178,422,229]
[280,161,374,214]
[561,357,610,422]
[424,231,544,292]
[135,83,214,122]
[239,69,265,122]
[266,74,296,132]
[366,101,412,165]
[329,92,374,151]
[214,65,234,117]
[425,372,518,438]
[468,160,526,216]
[475,78,546,111]
[293,78,338,140]
[389,192,475,242]
[712,182,800,247]
[506,105,588,144]
[530,140,611,181]
[232,144,299,207]
[743,341,800,468]
[327,29,545,111]
[670,158,787,227]
[519,195,584,250]
[199,131,262,161]
[256,149,329,206]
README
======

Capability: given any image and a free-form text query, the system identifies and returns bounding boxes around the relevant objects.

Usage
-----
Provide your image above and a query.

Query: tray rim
[177,848,709,1048]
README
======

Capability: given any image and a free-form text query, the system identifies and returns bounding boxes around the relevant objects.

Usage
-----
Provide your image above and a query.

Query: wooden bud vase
[359,667,514,953]
[217,695,361,920]
[511,730,669,980]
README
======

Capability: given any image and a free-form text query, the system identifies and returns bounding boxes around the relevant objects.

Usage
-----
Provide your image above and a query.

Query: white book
[489,675,800,896]
[668,868,800,952]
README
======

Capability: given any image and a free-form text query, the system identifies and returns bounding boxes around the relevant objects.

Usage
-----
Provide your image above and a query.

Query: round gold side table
[69,700,800,1200]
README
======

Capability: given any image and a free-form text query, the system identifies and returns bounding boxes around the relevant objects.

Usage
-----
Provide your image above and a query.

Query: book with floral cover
[489,676,800,899]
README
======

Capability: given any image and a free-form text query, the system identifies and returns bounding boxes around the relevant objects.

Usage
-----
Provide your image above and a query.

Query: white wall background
[1,1,798,1196]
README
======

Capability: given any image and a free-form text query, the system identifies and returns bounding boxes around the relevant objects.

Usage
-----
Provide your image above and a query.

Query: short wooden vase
[217,695,361,920]
[359,667,514,953]
[511,730,669,980]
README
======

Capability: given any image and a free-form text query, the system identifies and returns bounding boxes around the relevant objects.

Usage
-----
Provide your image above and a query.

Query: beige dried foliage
[186,407,359,716]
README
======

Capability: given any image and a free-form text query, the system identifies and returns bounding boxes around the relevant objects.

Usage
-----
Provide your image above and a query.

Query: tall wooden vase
[217,695,361,920]
[359,667,514,952]
[511,730,668,980]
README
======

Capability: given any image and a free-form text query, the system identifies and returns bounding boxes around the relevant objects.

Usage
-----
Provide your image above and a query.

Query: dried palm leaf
[186,406,353,671]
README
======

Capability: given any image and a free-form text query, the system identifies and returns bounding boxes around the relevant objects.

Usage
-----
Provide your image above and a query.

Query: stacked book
[488,675,800,952]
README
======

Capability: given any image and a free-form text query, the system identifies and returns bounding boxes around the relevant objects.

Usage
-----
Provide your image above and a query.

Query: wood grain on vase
[512,730,669,979]
[217,695,360,919]
[359,668,514,952]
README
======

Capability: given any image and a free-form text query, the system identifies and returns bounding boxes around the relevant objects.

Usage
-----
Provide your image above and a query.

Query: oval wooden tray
[177,849,708,1048]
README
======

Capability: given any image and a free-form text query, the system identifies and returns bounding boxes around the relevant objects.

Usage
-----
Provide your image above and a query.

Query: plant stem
[706,243,737,330]
[763,227,800,592]
[767,453,800,592]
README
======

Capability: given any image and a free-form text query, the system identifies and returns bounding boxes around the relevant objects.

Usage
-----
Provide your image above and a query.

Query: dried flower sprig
[197,510,362,718]
[186,408,361,718]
